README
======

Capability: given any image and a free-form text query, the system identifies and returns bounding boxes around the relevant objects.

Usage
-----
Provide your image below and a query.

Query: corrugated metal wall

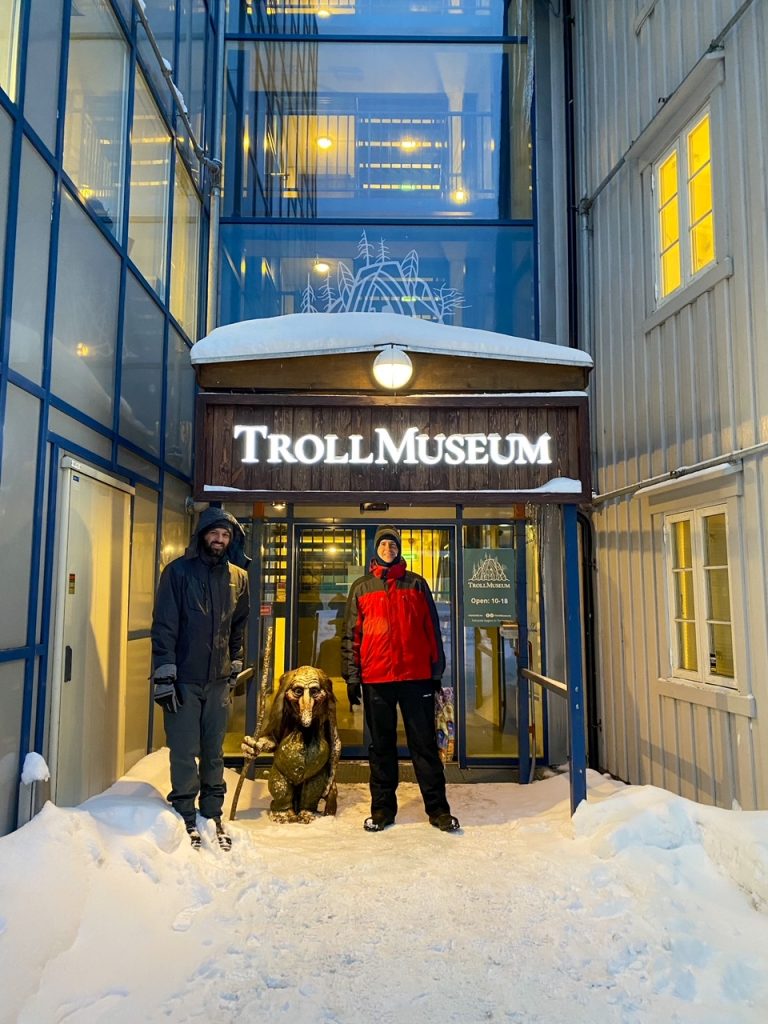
[575,0,768,807]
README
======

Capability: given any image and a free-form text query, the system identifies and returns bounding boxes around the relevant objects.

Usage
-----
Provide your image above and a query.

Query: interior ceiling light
[316,135,333,150]
[451,188,469,204]
[400,138,418,151]
[313,259,331,274]
[372,346,413,390]
[316,8,332,18]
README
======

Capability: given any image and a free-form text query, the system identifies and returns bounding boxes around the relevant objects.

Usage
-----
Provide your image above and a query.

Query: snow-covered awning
[192,312,593,369]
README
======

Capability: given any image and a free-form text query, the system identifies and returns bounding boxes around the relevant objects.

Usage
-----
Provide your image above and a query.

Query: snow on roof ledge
[191,312,593,369]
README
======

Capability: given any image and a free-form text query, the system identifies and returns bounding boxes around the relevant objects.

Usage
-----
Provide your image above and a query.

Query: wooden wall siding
[578,0,768,808]
[195,397,588,500]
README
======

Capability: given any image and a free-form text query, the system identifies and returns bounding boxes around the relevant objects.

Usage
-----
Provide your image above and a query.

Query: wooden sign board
[195,394,590,505]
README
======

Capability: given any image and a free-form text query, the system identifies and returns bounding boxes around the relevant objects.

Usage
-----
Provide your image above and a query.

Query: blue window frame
[219,221,535,337]
[227,0,530,38]
[224,40,532,221]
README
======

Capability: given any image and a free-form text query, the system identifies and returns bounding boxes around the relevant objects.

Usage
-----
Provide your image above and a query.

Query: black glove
[431,679,443,692]
[347,682,362,706]
[154,679,182,714]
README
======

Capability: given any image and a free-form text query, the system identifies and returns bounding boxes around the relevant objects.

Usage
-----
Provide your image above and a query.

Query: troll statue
[242,666,341,823]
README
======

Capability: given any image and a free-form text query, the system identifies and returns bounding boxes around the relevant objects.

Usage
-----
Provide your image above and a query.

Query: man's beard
[202,538,229,558]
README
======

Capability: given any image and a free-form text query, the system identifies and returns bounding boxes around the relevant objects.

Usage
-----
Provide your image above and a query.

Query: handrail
[521,667,568,697]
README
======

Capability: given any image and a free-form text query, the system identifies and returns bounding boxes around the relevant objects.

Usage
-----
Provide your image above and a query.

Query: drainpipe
[562,0,578,349]
[565,4,599,768]
[577,511,600,770]
[206,0,227,334]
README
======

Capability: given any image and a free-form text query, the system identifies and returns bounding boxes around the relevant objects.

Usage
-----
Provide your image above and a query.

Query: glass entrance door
[460,518,544,762]
[294,523,455,759]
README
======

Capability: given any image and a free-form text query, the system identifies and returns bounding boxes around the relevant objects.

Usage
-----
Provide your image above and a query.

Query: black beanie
[374,525,401,552]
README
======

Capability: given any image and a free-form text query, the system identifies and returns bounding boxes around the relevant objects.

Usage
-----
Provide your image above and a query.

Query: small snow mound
[573,786,701,854]
[21,752,50,785]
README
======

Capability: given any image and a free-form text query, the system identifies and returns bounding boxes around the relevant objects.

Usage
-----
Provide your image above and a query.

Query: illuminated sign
[233,425,553,467]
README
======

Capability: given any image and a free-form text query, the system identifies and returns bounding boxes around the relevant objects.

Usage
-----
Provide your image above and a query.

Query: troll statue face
[284,666,330,727]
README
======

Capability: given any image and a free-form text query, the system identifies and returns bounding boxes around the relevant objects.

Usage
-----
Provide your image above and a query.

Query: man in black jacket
[151,507,250,849]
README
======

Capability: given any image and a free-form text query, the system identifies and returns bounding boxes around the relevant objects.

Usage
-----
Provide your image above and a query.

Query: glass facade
[219,4,537,334]
[0,0,216,832]
[220,221,534,334]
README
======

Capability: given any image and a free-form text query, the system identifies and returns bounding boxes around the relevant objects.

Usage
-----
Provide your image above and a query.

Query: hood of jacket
[185,507,251,569]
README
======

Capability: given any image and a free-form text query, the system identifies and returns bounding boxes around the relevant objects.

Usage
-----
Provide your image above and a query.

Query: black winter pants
[363,681,451,819]
[164,678,230,823]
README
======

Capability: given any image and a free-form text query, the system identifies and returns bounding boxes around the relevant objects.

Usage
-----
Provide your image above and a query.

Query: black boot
[213,817,232,851]
[364,810,395,833]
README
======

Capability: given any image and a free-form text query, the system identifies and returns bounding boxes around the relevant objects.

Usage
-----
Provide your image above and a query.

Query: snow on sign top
[191,312,594,369]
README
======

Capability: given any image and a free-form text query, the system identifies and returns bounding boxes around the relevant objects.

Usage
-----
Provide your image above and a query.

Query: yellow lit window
[653,108,716,304]
[666,507,734,685]
[687,113,714,275]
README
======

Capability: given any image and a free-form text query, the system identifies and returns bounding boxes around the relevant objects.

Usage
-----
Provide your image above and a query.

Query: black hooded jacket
[151,508,251,684]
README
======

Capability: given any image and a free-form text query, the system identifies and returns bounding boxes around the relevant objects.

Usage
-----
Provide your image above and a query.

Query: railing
[521,667,567,697]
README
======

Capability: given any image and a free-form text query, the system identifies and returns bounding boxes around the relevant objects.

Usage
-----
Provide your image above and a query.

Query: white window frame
[639,463,754,717]
[651,104,715,307]
[663,503,735,688]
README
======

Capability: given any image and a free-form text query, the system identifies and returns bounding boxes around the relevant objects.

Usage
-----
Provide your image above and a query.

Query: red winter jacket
[341,558,446,686]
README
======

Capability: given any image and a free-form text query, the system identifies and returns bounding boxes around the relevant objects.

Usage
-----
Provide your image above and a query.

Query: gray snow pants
[163,678,231,823]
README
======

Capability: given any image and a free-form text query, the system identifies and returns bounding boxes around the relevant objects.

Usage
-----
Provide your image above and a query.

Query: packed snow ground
[2,753,768,1024]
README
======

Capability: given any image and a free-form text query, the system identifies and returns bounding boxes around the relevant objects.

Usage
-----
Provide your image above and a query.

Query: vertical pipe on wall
[563,503,587,812]
[515,516,530,782]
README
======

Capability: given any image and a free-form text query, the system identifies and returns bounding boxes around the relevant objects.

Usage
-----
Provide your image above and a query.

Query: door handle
[64,646,72,683]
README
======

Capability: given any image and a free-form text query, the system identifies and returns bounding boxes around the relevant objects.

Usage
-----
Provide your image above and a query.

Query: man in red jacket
[342,525,460,833]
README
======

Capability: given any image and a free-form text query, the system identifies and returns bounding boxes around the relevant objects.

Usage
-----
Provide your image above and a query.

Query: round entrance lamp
[372,345,413,390]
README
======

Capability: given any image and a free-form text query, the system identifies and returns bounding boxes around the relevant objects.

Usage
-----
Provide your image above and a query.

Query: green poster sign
[463,548,516,626]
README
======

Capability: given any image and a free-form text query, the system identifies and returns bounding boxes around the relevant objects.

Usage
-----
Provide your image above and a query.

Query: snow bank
[1,756,767,1023]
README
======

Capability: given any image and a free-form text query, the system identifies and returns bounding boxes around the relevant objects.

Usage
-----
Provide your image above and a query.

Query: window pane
[706,567,731,622]
[0,661,25,834]
[24,0,63,151]
[137,1,177,121]
[52,190,120,426]
[659,196,679,250]
[688,164,712,224]
[703,513,727,565]
[687,113,710,176]
[0,386,39,647]
[690,214,715,275]
[676,621,698,672]
[227,0,528,36]
[671,519,692,569]
[120,273,164,455]
[657,150,678,206]
[660,242,681,297]
[0,0,21,100]
[170,157,201,339]
[165,327,195,474]
[0,107,11,296]
[64,0,129,241]
[673,568,696,620]
[178,0,207,161]
[709,622,734,678]
[129,71,171,297]
[224,41,533,221]
[219,222,535,337]
[9,140,54,385]
[128,485,158,631]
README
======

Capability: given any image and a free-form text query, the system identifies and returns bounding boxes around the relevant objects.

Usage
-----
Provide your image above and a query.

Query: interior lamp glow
[372,346,413,390]
[316,135,333,150]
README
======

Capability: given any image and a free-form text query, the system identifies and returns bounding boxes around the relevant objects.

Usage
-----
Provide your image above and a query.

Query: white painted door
[50,458,133,806]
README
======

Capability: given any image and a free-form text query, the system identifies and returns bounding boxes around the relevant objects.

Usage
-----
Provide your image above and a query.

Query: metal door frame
[289,516,459,761]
